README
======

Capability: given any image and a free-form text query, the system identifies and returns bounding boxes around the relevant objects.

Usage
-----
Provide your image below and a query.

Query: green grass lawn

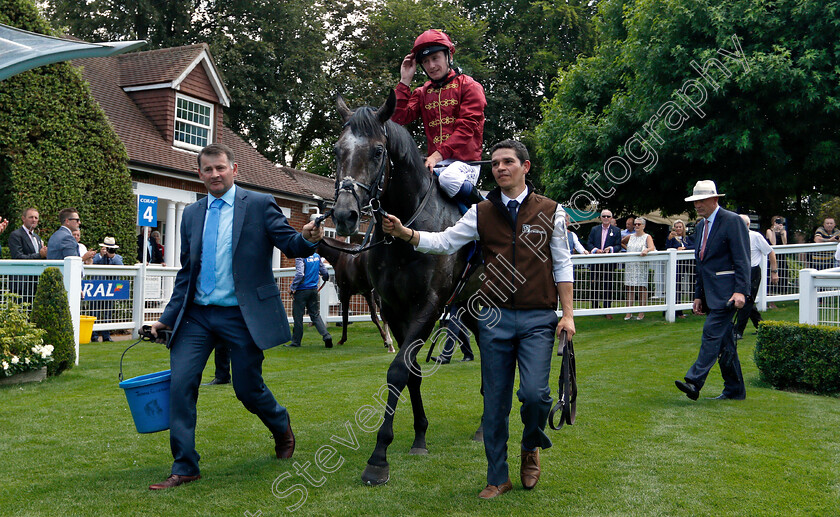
[2,302,839,516]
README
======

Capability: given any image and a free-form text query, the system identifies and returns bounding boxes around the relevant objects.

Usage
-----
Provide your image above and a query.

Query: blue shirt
[92,253,124,265]
[292,253,328,291]
[195,185,238,306]
[701,205,721,251]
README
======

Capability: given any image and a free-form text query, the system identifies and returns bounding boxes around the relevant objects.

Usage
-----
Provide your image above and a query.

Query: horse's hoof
[473,427,484,443]
[409,447,428,455]
[362,464,390,486]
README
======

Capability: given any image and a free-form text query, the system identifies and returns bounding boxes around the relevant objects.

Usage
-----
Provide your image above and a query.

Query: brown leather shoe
[520,448,541,489]
[478,479,513,499]
[275,420,295,459]
[149,474,200,490]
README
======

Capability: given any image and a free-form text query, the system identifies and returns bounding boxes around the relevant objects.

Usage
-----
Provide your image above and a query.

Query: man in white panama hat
[675,180,750,401]
[91,236,124,342]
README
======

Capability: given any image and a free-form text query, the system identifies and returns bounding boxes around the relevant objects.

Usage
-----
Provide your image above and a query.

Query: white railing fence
[1,242,836,363]
[798,268,840,326]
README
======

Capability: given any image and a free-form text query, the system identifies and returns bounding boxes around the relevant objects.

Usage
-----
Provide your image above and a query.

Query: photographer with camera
[91,237,124,342]
[765,216,788,305]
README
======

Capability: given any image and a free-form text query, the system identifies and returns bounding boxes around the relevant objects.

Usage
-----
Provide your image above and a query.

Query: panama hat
[98,236,119,248]
[684,180,725,202]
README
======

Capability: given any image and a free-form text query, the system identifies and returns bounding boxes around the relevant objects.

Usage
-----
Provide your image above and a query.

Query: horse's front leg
[406,349,429,454]
[362,312,437,485]
[361,343,412,485]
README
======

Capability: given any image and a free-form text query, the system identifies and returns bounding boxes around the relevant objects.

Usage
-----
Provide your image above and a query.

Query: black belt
[548,330,577,431]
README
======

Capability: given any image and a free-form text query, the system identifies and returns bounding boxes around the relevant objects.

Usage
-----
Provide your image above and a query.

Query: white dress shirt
[415,191,574,283]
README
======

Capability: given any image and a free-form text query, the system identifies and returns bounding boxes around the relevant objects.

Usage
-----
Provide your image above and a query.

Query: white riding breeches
[435,160,481,197]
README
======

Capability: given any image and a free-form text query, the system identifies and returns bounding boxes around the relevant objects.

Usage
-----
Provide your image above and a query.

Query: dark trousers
[92,301,114,340]
[479,308,556,486]
[590,263,616,309]
[684,306,745,399]
[212,342,231,382]
[169,304,289,476]
[735,265,763,336]
[440,304,474,360]
[291,289,331,346]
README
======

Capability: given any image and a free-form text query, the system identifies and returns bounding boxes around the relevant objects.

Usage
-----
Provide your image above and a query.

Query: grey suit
[46,226,79,259]
[159,186,317,476]
[684,206,750,398]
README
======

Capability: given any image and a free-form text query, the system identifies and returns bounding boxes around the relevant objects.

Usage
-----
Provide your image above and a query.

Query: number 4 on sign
[137,195,158,227]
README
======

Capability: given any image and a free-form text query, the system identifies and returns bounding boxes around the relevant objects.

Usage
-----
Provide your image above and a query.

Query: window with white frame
[174,94,213,150]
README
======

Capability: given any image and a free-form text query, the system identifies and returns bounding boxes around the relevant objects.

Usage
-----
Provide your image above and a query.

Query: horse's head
[331,92,396,236]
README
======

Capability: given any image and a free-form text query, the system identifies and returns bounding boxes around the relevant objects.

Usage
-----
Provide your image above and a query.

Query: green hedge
[0,0,136,259]
[754,321,840,394]
[31,267,75,376]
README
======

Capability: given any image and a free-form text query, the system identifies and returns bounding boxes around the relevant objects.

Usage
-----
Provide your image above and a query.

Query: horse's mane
[347,106,425,173]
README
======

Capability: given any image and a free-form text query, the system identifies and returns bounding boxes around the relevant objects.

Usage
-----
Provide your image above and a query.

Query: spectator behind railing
[8,208,46,259]
[622,217,655,320]
[91,236,124,342]
[564,213,588,255]
[46,208,96,262]
[587,208,622,319]
[72,229,93,265]
[665,219,694,318]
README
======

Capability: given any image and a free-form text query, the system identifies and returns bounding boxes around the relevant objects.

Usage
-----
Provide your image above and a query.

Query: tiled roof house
[73,43,336,267]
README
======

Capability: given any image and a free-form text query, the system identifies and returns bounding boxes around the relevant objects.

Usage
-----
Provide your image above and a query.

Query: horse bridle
[316,122,436,255]
[333,122,392,220]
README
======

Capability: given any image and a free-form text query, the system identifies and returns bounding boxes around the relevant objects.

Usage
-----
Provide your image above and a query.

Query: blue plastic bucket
[119,370,171,433]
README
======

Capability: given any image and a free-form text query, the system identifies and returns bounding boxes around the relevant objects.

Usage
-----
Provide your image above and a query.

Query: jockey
[391,29,487,208]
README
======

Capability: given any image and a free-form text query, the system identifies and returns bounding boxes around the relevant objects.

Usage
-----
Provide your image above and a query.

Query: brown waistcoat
[476,190,558,310]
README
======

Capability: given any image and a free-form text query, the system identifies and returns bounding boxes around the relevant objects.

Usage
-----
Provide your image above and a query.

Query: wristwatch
[771,269,779,273]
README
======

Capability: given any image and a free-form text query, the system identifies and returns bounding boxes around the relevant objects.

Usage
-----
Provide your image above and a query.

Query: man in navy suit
[46,208,97,261]
[149,143,324,490]
[676,180,750,401]
[586,209,623,318]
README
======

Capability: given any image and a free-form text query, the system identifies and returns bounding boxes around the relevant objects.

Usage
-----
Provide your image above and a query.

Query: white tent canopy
[0,23,144,81]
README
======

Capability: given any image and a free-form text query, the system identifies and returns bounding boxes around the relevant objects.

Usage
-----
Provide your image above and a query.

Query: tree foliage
[47,0,347,168]
[0,0,136,256]
[536,0,840,228]
[47,0,597,176]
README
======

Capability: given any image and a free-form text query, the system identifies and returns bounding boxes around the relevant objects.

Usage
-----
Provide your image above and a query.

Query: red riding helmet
[412,30,455,62]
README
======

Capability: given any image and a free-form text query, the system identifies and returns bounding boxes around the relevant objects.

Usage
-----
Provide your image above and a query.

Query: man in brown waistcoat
[382,139,575,499]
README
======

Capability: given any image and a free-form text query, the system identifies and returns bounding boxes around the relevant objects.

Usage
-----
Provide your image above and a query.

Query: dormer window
[174,93,213,150]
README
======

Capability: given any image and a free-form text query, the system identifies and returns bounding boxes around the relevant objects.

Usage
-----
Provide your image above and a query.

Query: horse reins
[548,329,577,430]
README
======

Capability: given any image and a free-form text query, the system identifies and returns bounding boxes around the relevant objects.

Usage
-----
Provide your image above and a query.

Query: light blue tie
[200,198,223,295]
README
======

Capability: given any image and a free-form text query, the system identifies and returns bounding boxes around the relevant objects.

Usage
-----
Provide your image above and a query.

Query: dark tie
[507,200,519,224]
[200,198,224,294]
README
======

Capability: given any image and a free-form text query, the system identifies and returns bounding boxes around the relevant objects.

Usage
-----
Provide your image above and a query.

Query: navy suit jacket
[159,187,317,349]
[586,224,622,253]
[46,227,78,259]
[693,207,750,310]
